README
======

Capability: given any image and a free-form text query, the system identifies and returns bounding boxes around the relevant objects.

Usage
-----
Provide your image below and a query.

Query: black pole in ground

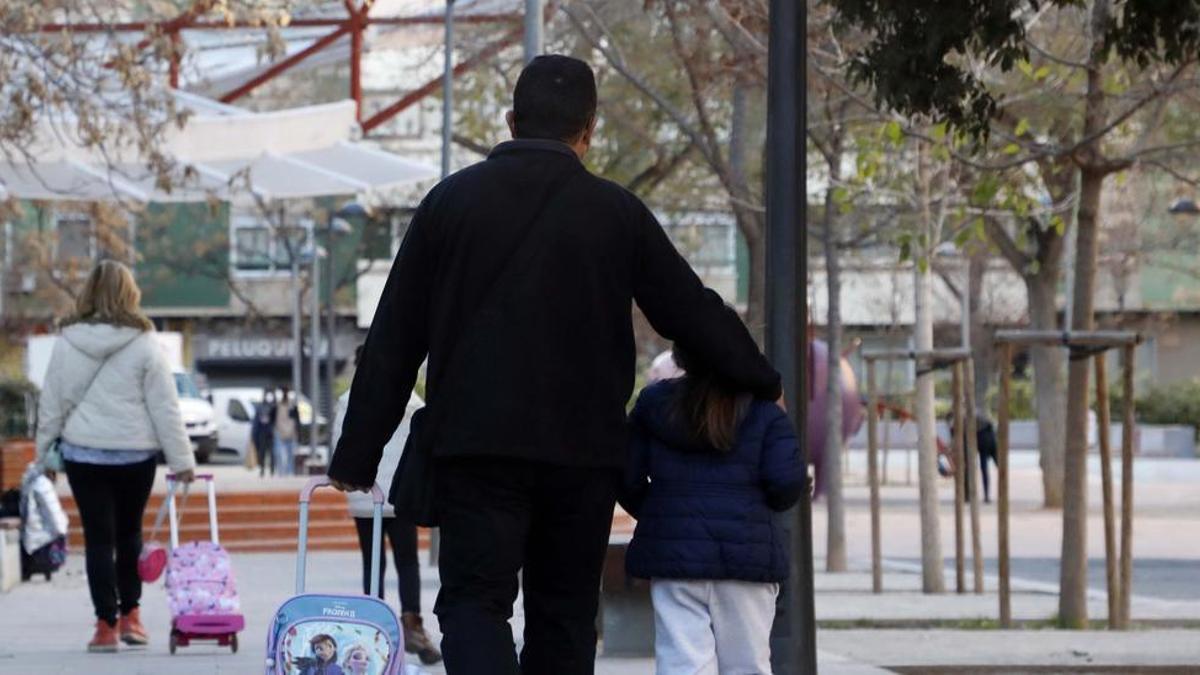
[766,0,815,672]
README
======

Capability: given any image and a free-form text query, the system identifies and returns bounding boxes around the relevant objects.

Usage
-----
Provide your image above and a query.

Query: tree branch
[982,215,1033,272]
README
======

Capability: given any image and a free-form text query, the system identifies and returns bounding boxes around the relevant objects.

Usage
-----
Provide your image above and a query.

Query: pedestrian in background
[331,346,442,665]
[946,410,1000,503]
[253,388,276,477]
[271,385,300,476]
[621,345,803,674]
[35,260,195,652]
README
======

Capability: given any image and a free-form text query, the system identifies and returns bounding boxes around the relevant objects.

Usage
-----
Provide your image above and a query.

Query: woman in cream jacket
[35,261,195,653]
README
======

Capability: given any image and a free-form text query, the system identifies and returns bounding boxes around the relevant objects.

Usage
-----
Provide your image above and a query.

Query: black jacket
[329,140,780,486]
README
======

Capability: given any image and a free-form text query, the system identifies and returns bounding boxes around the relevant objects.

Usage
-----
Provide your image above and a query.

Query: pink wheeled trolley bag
[163,473,246,653]
[264,477,405,674]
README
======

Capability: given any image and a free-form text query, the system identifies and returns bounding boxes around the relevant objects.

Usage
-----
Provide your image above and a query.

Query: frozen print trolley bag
[265,477,405,675]
[164,473,246,654]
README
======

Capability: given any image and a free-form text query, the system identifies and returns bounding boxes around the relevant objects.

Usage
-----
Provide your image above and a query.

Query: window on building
[231,212,312,273]
[662,218,736,268]
[56,214,94,262]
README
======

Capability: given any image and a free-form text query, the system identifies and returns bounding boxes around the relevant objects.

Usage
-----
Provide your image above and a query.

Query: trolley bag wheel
[230,633,238,653]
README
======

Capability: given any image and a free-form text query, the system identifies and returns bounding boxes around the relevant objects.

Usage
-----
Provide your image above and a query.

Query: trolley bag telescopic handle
[164,473,220,549]
[296,476,385,596]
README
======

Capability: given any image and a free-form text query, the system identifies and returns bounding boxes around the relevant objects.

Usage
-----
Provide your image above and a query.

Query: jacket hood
[61,323,145,360]
[634,380,719,453]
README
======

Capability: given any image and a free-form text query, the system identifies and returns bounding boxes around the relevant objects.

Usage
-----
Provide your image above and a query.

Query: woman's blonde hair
[63,260,154,331]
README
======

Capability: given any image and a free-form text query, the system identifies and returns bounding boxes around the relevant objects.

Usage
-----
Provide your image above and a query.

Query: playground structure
[994,330,1140,630]
[861,332,1141,631]
[862,348,984,596]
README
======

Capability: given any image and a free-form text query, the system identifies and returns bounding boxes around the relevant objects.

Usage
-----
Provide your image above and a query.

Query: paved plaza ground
[5,449,1199,673]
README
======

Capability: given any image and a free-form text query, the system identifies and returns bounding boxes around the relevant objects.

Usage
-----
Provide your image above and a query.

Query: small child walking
[623,346,804,675]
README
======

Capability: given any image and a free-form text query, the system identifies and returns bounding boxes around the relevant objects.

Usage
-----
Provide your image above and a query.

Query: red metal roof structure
[36,0,551,135]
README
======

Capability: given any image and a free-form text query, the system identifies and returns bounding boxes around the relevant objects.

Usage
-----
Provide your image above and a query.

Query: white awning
[0,96,437,203]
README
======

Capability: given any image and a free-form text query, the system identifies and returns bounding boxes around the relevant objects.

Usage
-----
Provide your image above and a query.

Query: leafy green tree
[828,0,1200,627]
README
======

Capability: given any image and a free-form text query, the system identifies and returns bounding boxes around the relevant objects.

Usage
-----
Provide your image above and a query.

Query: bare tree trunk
[968,251,991,407]
[1061,0,1112,628]
[742,216,767,340]
[1026,272,1068,508]
[729,78,766,339]
[823,141,847,573]
[915,142,945,593]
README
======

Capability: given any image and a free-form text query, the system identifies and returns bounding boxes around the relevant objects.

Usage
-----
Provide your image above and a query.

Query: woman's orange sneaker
[87,620,119,653]
[119,607,149,646]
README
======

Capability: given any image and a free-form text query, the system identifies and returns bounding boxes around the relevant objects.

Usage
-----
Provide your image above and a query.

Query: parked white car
[210,387,325,464]
[174,371,218,464]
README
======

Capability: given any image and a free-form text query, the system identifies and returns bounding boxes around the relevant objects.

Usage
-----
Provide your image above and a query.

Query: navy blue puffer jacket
[622,379,804,583]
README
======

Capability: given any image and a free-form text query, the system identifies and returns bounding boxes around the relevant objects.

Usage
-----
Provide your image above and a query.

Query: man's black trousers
[432,457,619,675]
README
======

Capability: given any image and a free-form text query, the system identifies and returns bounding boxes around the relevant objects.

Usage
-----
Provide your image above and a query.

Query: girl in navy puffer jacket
[623,346,803,675]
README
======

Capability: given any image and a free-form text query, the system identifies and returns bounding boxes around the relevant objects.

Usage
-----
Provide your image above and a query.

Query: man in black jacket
[328,55,780,675]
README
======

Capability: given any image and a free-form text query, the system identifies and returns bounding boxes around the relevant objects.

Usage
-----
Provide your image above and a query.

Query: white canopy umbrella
[0,95,437,203]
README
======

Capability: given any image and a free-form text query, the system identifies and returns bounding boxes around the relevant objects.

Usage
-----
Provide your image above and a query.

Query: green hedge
[985,379,1037,420]
[1108,380,1200,432]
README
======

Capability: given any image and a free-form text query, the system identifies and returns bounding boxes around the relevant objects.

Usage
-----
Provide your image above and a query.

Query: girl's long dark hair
[671,345,750,452]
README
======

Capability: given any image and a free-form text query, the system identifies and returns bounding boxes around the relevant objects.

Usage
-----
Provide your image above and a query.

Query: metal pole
[310,247,321,470]
[867,360,882,593]
[288,210,303,414]
[349,4,364,122]
[325,217,337,435]
[766,0,814,672]
[524,0,543,63]
[431,0,455,569]
[998,344,1013,627]
[442,1,455,180]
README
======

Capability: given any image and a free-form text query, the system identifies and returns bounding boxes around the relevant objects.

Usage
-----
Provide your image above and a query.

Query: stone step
[61,489,364,552]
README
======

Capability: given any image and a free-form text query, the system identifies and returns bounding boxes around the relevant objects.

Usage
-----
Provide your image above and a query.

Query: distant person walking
[35,261,195,652]
[252,388,276,477]
[947,411,1000,503]
[332,348,441,665]
[622,346,803,674]
[329,55,780,674]
[271,386,300,476]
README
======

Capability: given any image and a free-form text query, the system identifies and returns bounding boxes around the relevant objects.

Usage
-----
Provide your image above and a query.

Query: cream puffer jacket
[332,389,424,519]
[35,323,196,473]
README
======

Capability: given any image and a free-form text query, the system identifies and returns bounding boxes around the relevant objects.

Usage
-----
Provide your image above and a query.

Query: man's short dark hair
[512,55,597,142]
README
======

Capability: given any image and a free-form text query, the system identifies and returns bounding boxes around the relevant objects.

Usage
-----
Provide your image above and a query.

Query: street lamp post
[308,244,322,467]
[442,1,455,180]
[524,0,543,63]
[766,0,814,673]
[324,203,363,438]
[285,209,303,423]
